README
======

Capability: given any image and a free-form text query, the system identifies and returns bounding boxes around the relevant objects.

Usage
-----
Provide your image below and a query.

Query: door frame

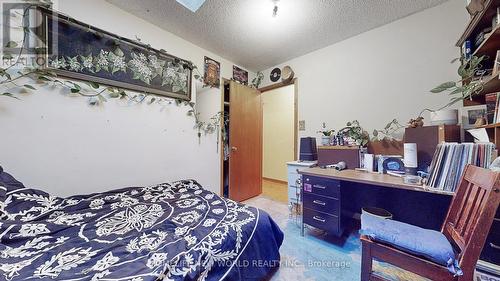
[259,78,299,162]
[218,78,298,197]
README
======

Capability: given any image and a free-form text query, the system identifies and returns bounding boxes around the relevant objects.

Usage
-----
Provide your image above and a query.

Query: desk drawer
[288,186,299,202]
[480,214,500,265]
[303,193,339,215]
[303,208,340,235]
[288,173,301,188]
[302,176,340,199]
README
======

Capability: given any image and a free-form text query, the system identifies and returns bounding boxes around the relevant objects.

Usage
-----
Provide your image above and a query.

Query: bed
[0,168,284,281]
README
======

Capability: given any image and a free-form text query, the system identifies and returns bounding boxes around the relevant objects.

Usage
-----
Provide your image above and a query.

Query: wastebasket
[362,207,393,219]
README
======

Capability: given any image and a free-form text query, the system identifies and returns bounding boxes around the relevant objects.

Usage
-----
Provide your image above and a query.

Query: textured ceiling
[107,0,449,72]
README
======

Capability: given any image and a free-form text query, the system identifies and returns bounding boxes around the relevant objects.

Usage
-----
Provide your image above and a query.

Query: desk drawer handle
[313,200,326,206]
[313,216,326,223]
[490,243,500,250]
[313,184,326,189]
[296,178,302,186]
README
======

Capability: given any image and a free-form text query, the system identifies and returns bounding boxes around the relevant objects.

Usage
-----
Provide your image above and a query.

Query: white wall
[0,0,253,196]
[262,85,295,181]
[260,0,468,147]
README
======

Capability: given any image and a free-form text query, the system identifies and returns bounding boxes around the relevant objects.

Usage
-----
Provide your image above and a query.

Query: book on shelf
[485,92,498,124]
[485,92,500,124]
[427,142,495,192]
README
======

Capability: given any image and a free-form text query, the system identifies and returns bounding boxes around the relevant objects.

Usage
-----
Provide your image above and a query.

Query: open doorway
[260,80,297,203]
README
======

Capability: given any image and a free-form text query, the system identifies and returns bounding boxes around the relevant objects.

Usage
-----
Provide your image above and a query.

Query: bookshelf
[457,0,500,147]
[476,122,500,129]
[456,0,500,47]
[473,24,500,58]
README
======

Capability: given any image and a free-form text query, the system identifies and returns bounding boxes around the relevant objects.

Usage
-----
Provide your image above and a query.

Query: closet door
[229,81,262,201]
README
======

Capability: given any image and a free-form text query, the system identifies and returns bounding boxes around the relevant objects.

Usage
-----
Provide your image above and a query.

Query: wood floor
[261,178,288,203]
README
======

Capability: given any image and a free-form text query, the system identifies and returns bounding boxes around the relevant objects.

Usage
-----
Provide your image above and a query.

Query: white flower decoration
[195,204,206,210]
[92,252,119,271]
[212,208,224,215]
[174,226,188,237]
[17,224,50,237]
[202,219,216,227]
[65,199,79,206]
[89,199,105,210]
[146,253,168,269]
[184,234,197,246]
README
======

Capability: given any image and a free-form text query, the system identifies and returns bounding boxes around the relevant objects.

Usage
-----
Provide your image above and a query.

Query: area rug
[244,196,429,281]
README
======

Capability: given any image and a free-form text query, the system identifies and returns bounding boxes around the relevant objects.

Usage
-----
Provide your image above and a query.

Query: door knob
[231,146,238,152]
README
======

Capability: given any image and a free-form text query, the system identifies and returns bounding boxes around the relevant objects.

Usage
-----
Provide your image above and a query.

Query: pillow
[0,167,26,192]
[360,213,463,276]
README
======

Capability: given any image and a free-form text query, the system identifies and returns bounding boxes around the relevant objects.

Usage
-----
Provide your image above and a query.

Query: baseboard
[263,177,287,185]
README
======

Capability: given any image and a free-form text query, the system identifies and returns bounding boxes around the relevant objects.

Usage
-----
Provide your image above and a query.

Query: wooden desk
[298,168,454,235]
[299,168,454,196]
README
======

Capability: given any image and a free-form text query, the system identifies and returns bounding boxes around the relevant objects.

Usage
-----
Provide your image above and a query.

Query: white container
[321,136,330,146]
[430,109,459,125]
[403,143,418,168]
[363,154,374,172]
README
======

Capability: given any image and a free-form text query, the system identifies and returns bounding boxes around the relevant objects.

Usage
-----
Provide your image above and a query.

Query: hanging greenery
[0,1,223,147]
[251,71,264,89]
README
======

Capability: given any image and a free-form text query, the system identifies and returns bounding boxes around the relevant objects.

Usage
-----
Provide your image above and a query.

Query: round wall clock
[270,68,281,82]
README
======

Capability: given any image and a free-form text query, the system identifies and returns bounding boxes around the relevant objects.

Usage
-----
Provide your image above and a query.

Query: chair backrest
[441,165,500,274]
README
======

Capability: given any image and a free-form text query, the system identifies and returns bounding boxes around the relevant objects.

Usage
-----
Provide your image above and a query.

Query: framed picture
[38,7,192,100]
[462,105,487,129]
[203,56,220,88]
[232,65,248,85]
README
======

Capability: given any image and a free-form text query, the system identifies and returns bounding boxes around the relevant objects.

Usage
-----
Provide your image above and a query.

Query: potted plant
[428,55,487,125]
[339,120,370,147]
[317,123,335,146]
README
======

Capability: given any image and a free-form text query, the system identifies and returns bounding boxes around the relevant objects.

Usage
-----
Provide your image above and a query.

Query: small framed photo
[462,105,487,129]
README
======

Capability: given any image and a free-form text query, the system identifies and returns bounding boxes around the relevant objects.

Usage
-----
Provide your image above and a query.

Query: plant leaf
[38,75,52,82]
[23,84,36,90]
[5,41,18,48]
[2,93,20,100]
[113,47,124,57]
[430,81,456,93]
[97,95,107,103]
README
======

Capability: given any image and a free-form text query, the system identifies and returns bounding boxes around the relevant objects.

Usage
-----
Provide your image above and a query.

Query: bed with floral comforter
[0,174,284,281]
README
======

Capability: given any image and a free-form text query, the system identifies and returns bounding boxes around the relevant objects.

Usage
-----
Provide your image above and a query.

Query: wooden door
[229,81,262,201]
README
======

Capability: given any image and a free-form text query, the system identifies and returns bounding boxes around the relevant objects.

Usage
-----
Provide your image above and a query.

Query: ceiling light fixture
[176,0,206,13]
[272,0,279,17]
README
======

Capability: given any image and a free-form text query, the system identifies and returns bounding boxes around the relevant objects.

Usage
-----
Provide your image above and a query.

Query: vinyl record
[270,68,281,82]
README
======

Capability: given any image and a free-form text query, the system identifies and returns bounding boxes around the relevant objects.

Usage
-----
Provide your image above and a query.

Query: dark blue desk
[299,168,453,236]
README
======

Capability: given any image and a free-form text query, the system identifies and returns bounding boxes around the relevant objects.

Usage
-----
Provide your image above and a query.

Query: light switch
[299,120,305,131]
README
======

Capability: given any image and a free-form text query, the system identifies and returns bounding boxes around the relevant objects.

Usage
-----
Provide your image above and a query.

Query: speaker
[299,137,317,161]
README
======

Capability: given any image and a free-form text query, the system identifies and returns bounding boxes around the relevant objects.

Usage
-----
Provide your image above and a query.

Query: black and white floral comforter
[0,180,284,281]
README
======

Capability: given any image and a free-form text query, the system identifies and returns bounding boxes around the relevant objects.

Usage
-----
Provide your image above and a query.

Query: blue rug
[245,197,429,281]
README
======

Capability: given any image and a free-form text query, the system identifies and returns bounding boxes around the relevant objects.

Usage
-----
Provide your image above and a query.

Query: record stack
[427,142,495,192]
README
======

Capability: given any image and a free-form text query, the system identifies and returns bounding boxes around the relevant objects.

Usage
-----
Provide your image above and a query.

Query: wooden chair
[360,165,500,281]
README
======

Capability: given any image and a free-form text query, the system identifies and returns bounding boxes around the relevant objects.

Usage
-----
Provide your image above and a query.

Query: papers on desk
[467,128,490,143]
